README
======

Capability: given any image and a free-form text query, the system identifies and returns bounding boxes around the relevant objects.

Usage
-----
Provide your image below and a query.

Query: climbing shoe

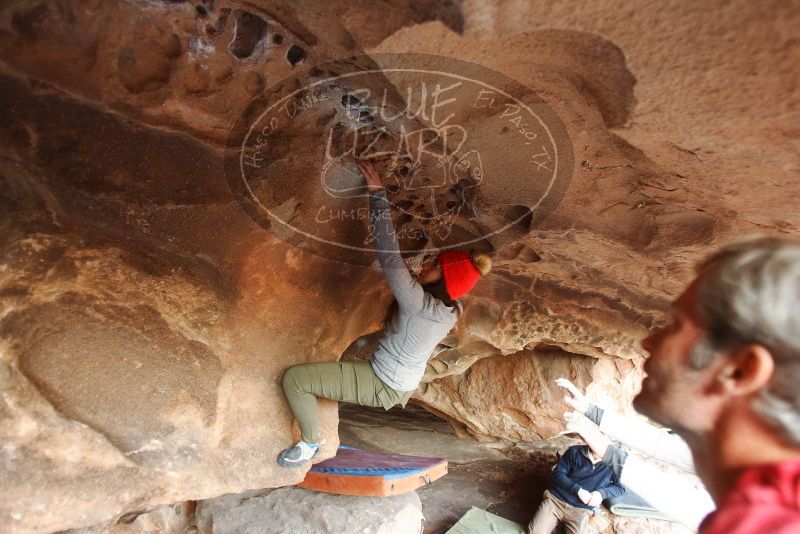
[276,440,321,468]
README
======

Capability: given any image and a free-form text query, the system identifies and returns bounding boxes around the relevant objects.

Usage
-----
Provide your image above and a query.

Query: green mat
[445,507,526,534]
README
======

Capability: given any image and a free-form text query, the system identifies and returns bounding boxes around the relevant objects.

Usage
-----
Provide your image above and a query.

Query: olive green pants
[282,361,415,444]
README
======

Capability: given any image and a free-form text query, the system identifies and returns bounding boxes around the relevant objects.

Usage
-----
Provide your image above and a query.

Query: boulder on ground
[195,487,424,534]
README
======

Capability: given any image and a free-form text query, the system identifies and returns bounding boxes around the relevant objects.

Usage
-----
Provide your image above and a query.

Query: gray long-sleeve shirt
[368,189,461,391]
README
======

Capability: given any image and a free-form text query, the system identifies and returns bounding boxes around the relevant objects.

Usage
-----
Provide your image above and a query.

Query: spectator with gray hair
[567,236,800,533]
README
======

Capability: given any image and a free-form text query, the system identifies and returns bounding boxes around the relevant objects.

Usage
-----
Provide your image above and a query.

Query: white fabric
[618,454,716,531]
[597,409,714,531]
[599,409,695,473]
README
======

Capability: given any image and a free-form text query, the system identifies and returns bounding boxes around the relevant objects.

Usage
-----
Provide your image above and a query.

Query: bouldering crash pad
[298,446,447,497]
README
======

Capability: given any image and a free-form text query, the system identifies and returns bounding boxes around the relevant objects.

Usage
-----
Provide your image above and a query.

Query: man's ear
[716,344,775,396]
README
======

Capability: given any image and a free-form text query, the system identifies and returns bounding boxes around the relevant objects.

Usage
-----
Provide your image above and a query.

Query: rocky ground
[340,403,546,532]
[59,403,694,533]
[340,404,693,534]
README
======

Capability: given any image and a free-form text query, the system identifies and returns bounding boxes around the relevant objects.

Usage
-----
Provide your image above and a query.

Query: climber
[528,443,625,534]
[556,378,715,530]
[276,158,492,467]
[563,237,800,533]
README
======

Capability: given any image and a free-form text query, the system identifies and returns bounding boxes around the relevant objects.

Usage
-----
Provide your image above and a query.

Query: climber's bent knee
[281,364,309,395]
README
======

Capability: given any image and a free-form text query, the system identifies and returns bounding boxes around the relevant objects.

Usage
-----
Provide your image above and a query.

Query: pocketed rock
[61,503,194,534]
[417,346,641,442]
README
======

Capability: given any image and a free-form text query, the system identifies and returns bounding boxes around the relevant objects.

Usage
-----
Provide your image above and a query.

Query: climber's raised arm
[556,377,695,472]
[356,158,424,312]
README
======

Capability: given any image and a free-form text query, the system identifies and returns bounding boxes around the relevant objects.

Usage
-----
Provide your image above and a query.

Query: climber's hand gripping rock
[355,158,384,191]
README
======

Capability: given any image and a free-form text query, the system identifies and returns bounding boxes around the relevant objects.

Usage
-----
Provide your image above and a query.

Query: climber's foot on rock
[277,440,320,468]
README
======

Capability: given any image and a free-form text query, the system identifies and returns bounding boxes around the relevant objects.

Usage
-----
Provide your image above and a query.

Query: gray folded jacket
[605,490,676,522]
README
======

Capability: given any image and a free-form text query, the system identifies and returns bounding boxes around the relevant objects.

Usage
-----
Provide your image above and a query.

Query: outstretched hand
[555,377,589,413]
[355,158,384,191]
[564,411,612,458]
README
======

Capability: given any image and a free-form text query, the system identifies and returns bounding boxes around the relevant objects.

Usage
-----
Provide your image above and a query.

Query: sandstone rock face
[0,1,460,532]
[366,6,800,441]
[0,0,798,532]
[65,503,195,534]
[195,488,423,534]
[417,347,641,442]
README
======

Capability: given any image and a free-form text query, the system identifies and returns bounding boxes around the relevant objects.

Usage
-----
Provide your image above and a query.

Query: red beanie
[438,251,480,300]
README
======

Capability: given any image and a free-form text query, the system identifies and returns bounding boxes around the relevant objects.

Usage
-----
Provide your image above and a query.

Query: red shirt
[700,459,800,533]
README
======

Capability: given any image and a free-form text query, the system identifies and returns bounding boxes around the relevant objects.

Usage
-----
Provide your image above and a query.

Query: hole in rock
[11,3,49,39]
[118,511,144,524]
[286,44,306,67]
[396,213,414,226]
[341,94,360,108]
[358,110,374,123]
[205,7,230,35]
[497,243,542,263]
[504,204,534,233]
[229,10,267,59]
